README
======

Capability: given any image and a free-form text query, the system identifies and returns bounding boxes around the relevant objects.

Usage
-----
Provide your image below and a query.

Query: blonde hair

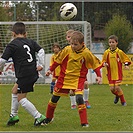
[71,31,84,44]
[66,29,75,35]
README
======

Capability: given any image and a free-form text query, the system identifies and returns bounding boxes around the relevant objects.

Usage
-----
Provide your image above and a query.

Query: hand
[96,77,102,84]
[103,62,109,67]
[36,66,43,71]
[45,70,52,76]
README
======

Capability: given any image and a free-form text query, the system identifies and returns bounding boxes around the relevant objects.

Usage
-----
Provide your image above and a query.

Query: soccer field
[0,84,132,132]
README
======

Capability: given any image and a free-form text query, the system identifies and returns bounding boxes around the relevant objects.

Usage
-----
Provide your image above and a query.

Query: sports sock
[19,98,41,119]
[70,95,76,106]
[11,94,19,116]
[111,90,118,96]
[46,100,57,119]
[119,94,126,103]
[83,88,89,101]
[78,104,88,124]
[118,90,126,103]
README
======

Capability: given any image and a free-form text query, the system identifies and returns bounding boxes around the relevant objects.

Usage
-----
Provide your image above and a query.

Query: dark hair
[108,35,118,42]
[12,22,26,35]
[52,42,61,51]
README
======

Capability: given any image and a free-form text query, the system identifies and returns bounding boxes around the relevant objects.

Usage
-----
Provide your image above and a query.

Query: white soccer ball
[59,3,77,20]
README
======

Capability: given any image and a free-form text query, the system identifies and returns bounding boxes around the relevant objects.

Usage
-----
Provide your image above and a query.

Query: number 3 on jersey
[23,45,33,62]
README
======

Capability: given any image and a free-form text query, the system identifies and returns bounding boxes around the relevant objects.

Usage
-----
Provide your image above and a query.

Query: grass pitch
[0,84,132,132]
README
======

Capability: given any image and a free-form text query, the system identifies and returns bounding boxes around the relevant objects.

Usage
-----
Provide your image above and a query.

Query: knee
[76,94,84,105]
[84,81,88,89]
[110,86,115,92]
[69,90,75,96]
[12,84,18,94]
[51,95,60,103]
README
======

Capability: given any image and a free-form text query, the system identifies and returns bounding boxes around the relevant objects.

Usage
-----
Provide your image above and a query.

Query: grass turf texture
[0,84,132,131]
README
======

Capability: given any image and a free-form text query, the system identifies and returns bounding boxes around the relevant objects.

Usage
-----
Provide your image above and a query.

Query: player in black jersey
[0,22,45,126]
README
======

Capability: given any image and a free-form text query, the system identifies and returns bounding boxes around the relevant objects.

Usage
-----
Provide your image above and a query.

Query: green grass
[0,84,132,132]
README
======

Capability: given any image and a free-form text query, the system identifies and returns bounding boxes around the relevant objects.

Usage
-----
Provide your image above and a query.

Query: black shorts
[16,75,38,93]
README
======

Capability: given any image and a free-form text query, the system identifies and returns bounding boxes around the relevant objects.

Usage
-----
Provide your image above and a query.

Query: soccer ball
[59,3,77,20]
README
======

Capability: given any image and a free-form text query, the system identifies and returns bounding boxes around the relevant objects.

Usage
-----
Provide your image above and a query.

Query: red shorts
[53,87,84,96]
[109,80,122,86]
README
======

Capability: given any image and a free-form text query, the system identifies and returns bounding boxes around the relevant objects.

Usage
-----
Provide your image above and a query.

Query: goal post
[0,21,92,84]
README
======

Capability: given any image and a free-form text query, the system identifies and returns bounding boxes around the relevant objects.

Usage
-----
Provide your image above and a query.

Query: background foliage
[104,14,133,53]
[0,1,133,53]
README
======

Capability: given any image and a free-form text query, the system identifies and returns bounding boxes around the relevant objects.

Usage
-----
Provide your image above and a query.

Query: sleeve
[1,44,14,61]
[101,50,108,67]
[33,40,42,52]
[36,48,45,67]
[0,58,7,71]
[49,46,69,71]
[119,50,131,65]
[50,54,54,67]
[86,51,102,77]
[86,51,101,70]
[54,46,69,64]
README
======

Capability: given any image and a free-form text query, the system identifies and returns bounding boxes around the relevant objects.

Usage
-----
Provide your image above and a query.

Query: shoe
[7,114,19,126]
[34,114,46,126]
[84,101,91,109]
[41,118,54,126]
[71,105,76,109]
[114,96,119,104]
[122,102,127,106]
[81,123,89,127]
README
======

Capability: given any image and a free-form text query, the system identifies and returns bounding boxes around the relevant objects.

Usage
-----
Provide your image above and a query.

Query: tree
[104,14,133,53]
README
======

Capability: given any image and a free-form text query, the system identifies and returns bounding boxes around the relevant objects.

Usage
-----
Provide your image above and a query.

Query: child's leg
[46,95,60,119]
[110,85,126,106]
[50,78,56,94]
[83,81,91,109]
[76,94,89,127]
[116,85,126,105]
[18,93,42,119]
[7,84,20,126]
[42,95,60,125]
[69,90,76,109]
[11,83,19,116]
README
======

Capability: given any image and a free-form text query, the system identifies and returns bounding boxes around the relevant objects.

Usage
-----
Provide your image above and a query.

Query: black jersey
[1,37,42,78]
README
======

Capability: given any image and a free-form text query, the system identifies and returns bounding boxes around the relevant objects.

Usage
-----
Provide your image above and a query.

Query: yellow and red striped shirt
[102,47,131,82]
[50,53,60,78]
[50,45,101,90]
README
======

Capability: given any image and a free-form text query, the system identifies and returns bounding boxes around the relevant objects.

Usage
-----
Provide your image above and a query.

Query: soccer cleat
[114,96,119,104]
[41,118,54,126]
[34,114,46,126]
[71,105,76,109]
[7,114,19,126]
[81,123,89,127]
[122,102,127,106]
[84,101,91,109]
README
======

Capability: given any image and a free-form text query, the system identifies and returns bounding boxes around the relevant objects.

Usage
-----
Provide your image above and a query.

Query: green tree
[104,14,133,53]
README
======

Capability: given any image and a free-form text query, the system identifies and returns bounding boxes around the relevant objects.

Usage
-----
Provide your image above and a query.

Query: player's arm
[101,51,109,67]
[36,48,45,71]
[93,67,102,84]
[86,52,102,84]
[46,62,60,76]
[0,58,7,73]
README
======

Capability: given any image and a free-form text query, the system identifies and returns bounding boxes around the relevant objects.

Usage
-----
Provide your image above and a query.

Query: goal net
[0,21,92,84]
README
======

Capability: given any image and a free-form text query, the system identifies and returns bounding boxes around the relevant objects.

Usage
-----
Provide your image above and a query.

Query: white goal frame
[0,21,92,84]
